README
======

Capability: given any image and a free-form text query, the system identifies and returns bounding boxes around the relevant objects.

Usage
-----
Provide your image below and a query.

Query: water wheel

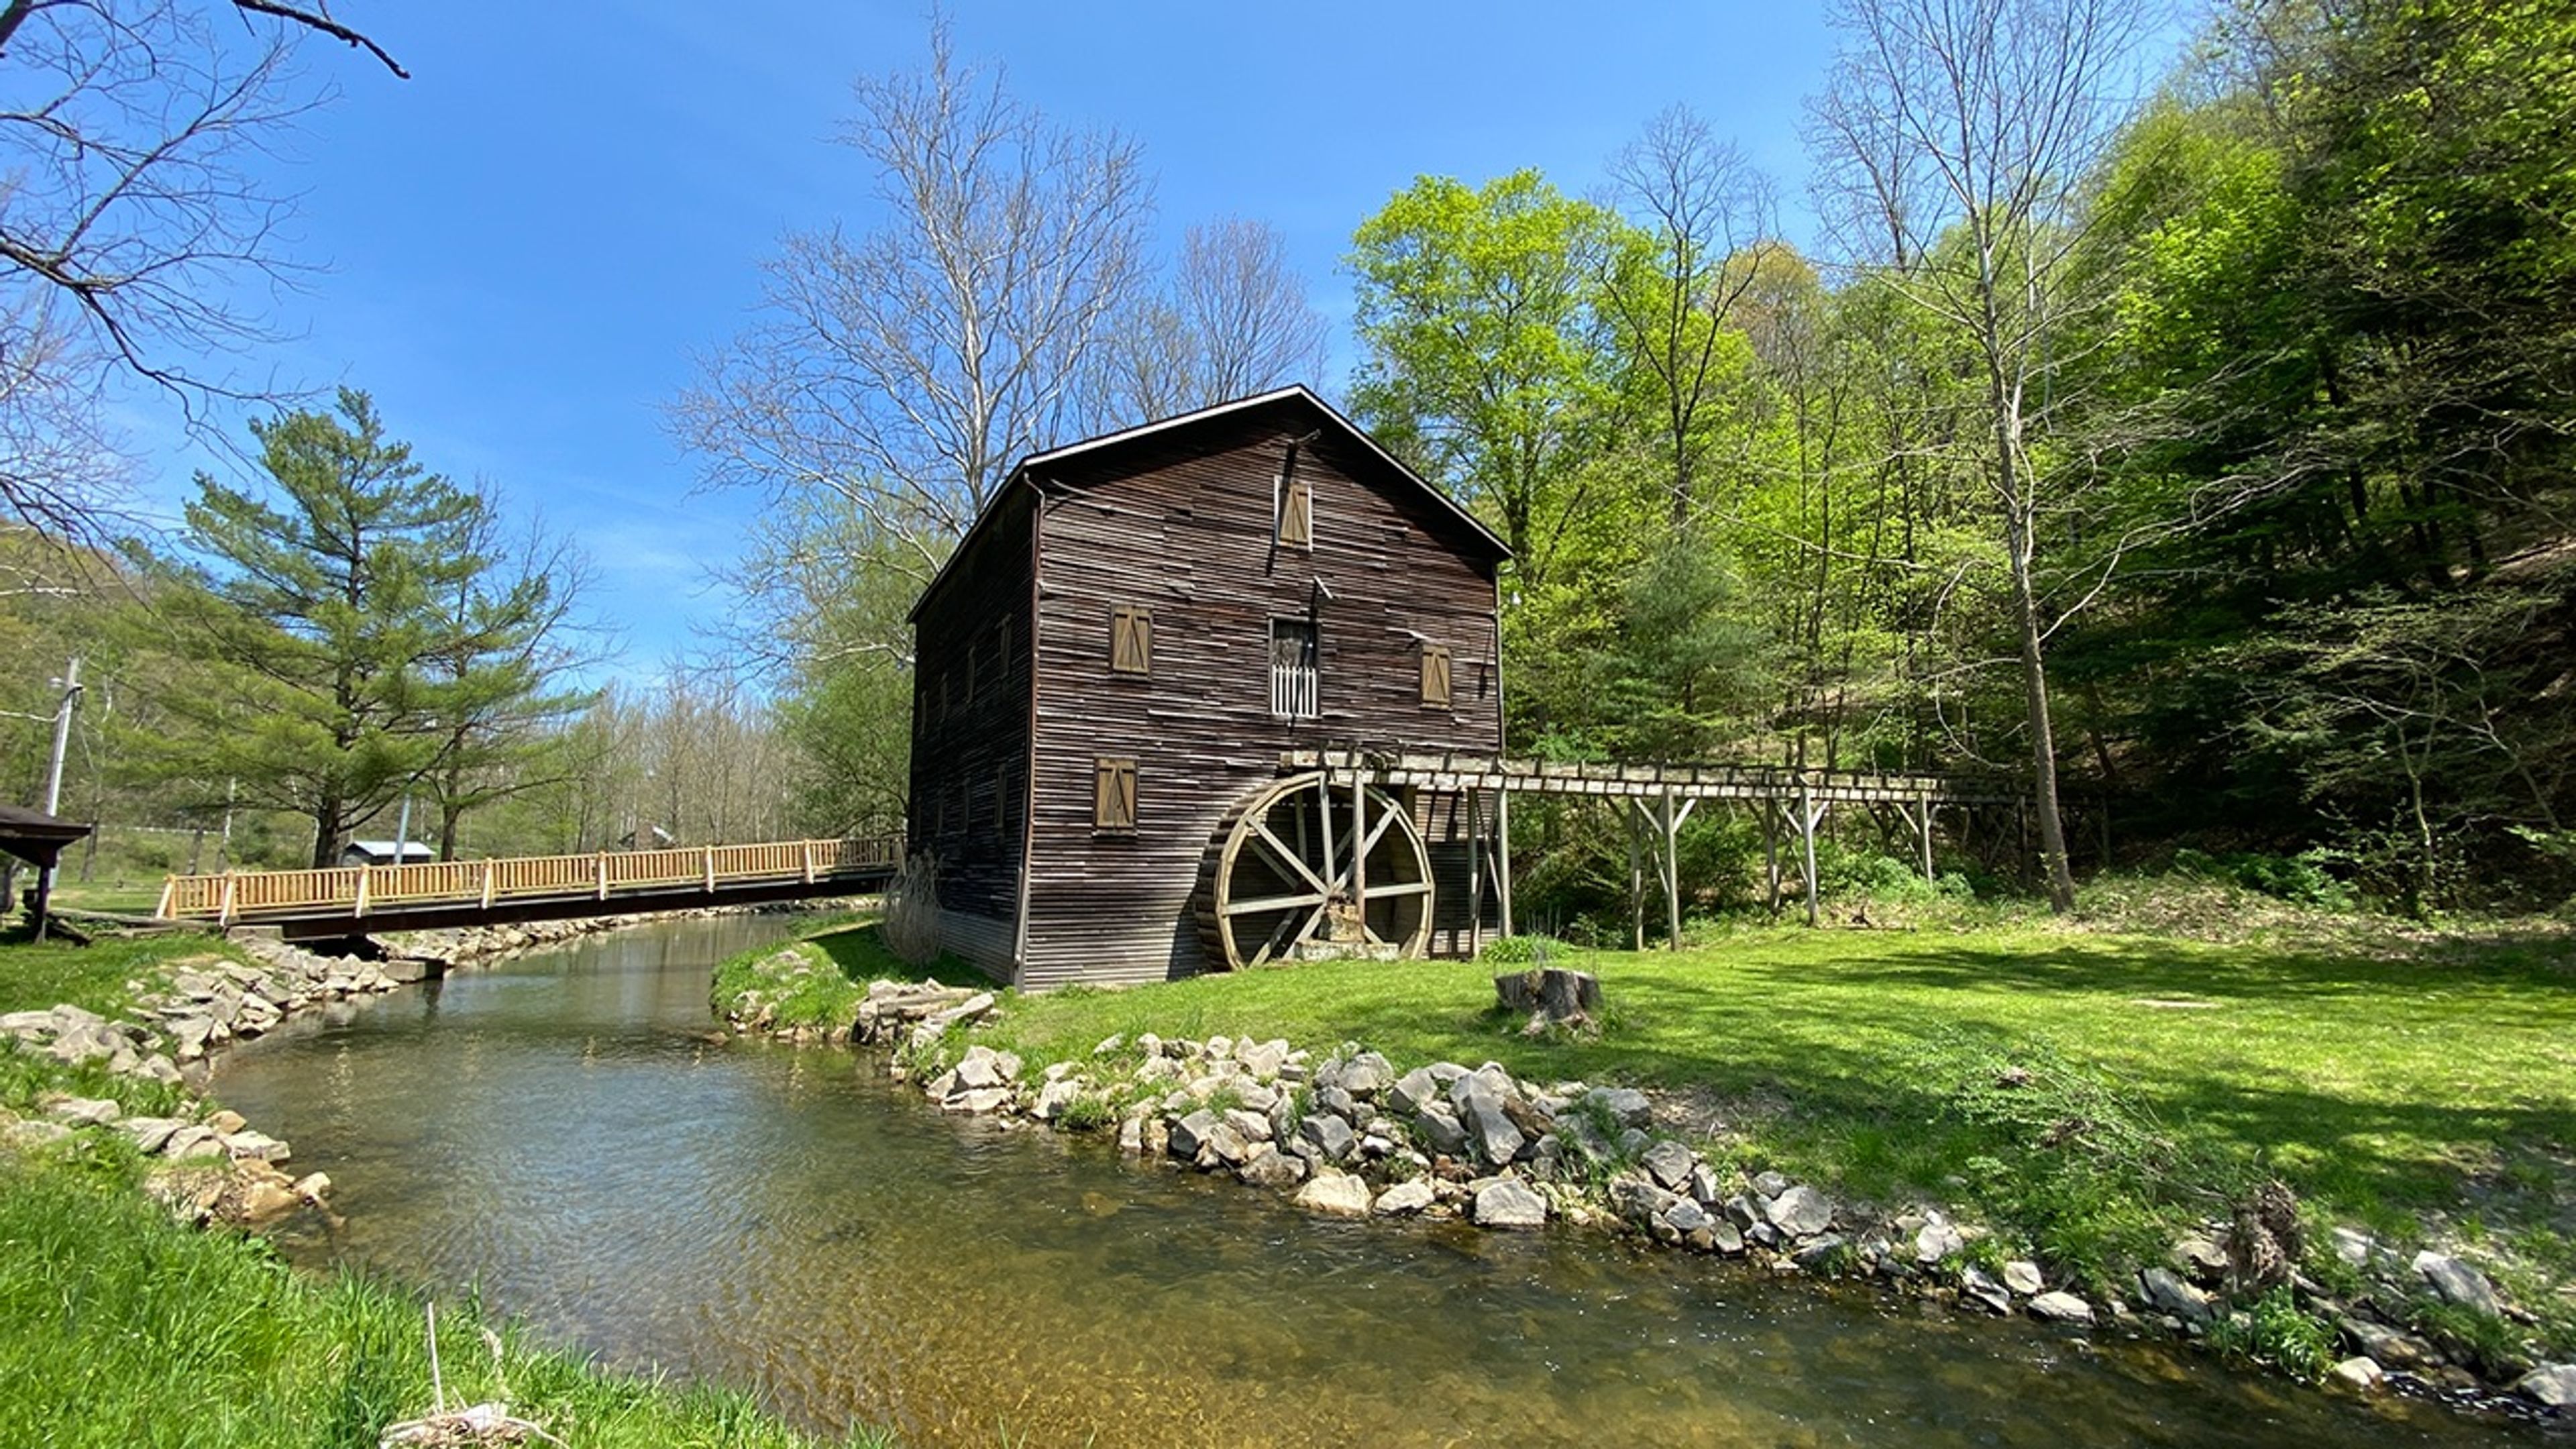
[1200,770,1434,970]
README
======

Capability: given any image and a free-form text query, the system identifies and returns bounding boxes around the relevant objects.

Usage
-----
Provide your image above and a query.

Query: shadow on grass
[1234,945,2575,1238]
[806,922,992,992]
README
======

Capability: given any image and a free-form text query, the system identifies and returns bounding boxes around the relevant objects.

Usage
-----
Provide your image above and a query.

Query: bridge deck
[156,837,900,941]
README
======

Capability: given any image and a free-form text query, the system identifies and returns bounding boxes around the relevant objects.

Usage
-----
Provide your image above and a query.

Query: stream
[211,915,2540,1447]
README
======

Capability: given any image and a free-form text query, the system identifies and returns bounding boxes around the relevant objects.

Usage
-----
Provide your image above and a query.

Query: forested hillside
[5,0,2567,923]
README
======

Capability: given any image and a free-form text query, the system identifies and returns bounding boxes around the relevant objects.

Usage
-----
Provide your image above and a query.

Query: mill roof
[909,385,1510,624]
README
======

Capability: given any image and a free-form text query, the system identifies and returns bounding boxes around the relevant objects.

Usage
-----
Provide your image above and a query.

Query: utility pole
[41,657,80,816]
[32,657,82,941]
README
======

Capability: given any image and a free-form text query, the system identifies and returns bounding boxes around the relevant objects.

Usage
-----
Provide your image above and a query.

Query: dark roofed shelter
[0,804,94,943]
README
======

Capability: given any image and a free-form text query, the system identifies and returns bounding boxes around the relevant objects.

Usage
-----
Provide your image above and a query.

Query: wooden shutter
[1420,643,1452,708]
[1110,604,1152,674]
[1277,472,1311,547]
[1093,757,1137,831]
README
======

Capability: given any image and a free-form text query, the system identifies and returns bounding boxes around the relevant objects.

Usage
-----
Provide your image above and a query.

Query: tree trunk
[2008,508,2078,912]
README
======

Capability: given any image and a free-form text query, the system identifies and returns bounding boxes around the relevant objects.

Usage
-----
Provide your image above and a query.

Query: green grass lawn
[0,1153,888,1449]
[0,926,242,1021]
[828,918,2575,1327]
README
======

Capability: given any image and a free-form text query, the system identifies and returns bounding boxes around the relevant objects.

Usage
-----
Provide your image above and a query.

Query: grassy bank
[793,912,2575,1356]
[0,924,896,1448]
[0,1150,888,1448]
[710,915,980,1032]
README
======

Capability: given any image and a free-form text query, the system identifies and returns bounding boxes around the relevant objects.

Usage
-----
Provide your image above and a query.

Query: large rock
[1765,1184,1835,1238]
[2412,1252,2500,1316]
[1169,1110,1222,1161]
[1640,1138,1696,1192]
[1372,1179,1436,1216]
[1234,1039,1288,1081]
[2330,1357,2386,1393]
[2139,1265,2214,1325]
[2002,1260,2045,1296]
[2514,1363,2576,1411]
[1296,1114,1356,1163]
[2028,1291,2096,1324]
[1338,1051,1395,1098]
[1451,1080,1526,1167]
[1915,1214,1966,1265]
[1584,1086,1653,1131]
[1472,1178,1548,1229]
[1413,1102,1468,1158]
[2339,1318,2438,1373]
[1236,1145,1306,1189]
[48,1096,121,1127]
[1030,1077,1082,1122]
[1222,1108,1274,1144]
[1294,1171,1373,1218]
[120,1117,186,1155]
[1609,1175,1682,1228]
[221,1130,290,1163]
[1388,1066,1446,1116]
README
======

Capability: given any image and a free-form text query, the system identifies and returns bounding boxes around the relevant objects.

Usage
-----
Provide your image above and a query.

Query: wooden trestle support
[1238,748,2019,958]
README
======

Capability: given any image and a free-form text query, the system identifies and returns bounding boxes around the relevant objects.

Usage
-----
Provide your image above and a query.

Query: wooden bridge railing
[155,835,904,926]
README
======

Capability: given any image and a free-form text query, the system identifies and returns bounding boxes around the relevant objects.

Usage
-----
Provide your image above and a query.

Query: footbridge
[153,837,901,941]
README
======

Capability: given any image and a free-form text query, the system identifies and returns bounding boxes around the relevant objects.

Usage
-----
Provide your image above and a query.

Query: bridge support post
[1495,786,1514,938]
[595,852,608,901]
[1799,788,1823,930]
[703,846,716,894]
[480,859,496,909]
[1626,799,1644,953]
[1466,788,1484,958]
[354,868,370,918]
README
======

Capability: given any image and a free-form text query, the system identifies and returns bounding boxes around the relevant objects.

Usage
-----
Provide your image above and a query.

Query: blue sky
[139,3,1841,680]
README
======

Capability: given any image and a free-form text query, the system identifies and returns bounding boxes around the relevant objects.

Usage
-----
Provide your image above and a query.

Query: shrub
[1479,934,1570,965]
[2171,848,2353,910]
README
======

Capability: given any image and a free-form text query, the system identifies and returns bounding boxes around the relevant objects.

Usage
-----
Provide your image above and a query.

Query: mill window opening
[1271,618,1319,719]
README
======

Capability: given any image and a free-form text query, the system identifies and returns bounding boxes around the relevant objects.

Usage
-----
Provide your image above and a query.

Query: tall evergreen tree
[145,390,587,866]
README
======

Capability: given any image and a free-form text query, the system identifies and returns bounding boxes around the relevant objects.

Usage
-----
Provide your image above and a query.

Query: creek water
[213,916,2534,1448]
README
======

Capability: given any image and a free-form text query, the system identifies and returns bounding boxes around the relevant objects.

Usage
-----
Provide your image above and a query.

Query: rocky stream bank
[0,914,682,1227]
[717,957,2576,1430]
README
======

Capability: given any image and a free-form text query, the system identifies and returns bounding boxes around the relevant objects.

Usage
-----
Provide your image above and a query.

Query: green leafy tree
[144,390,586,866]
[1348,170,1631,586]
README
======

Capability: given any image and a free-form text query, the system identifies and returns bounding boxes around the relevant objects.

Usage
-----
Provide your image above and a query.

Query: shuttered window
[1419,642,1452,708]
[1093,757,1138,833]
[1276,471,1312,548]
[1110,604,1152,674]
[1271,619,1319,719]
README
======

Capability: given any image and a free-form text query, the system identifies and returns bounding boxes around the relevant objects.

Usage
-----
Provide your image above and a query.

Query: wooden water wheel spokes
[1208,770,1433,969]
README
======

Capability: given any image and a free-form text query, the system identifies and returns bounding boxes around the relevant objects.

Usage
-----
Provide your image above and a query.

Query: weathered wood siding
[1020,399,1503,988]
[906,486,1036,981]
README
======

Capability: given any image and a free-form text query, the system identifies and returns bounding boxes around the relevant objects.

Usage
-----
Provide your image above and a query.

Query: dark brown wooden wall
[906,484,1035,975]
[1019,400,1504,988]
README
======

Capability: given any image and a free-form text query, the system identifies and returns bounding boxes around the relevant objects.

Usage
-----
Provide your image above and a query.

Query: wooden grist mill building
[904,386,1512,989]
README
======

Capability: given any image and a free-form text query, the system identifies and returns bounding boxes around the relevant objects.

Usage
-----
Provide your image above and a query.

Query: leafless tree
[1093,216,1330,424]
[0,1,402,541]
[1602,105,1779,522]
[674,17,1154,583]
[1809,0,2158,910]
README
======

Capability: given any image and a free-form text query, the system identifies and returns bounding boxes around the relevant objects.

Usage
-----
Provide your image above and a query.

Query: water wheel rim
[1211,770,1432,969]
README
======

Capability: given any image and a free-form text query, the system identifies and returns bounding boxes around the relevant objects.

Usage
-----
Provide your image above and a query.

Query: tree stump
[1495,967,1601,1032]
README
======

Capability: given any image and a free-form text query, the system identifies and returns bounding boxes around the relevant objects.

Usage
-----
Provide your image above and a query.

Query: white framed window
[1270,618,1318,719]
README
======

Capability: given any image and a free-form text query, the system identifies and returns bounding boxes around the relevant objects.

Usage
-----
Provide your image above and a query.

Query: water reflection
[215,918,2530,1448]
